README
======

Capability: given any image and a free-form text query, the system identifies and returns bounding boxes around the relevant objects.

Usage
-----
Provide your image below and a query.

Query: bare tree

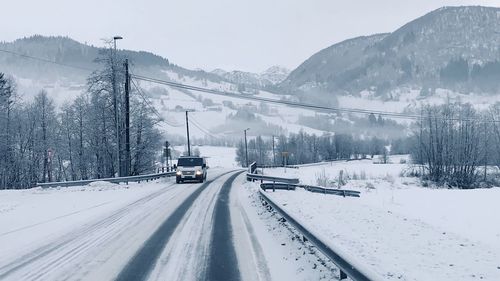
[412,103,481,188]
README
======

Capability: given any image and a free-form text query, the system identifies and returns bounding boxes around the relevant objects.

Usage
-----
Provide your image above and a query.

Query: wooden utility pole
[484,121,488,182]
[244,128,250,167]
[165,141,170,171]
[272,135,276,166]
[186,111,191,156]
[124,59,131,176]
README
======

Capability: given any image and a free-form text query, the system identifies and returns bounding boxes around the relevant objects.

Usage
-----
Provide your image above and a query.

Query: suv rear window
[177,157,203,167]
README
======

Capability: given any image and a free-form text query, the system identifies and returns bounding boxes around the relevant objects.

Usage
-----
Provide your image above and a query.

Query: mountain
[0,35,340,141]
[281,6,500,97]
[3,5,500,143]
[260,66,290,84]
[0,35,226,85]
[210,66,290,88]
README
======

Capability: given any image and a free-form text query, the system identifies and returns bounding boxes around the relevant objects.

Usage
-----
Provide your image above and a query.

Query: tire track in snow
[206,171,244,281]
[147,171,232,281]
[115,170,236,281]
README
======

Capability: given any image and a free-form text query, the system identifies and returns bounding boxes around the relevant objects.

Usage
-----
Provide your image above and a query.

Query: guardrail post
[273,181,275,192]
[339,270,347,280]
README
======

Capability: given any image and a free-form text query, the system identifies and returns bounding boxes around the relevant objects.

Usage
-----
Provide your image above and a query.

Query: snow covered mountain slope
[281,6,500,97]
[4,5,500,144]
[209,65,290,89]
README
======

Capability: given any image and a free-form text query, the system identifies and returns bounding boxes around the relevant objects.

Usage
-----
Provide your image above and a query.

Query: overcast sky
[2,0,500,73]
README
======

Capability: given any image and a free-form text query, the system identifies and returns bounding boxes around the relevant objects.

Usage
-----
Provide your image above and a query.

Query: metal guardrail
[246,173,300,184]
[260,182,360,197]
[296,158,354,167]
[247,174,359,197]
[36,172,176,188]
[259,189,379,281]
[256,164,299,169]
[260,182,297,191]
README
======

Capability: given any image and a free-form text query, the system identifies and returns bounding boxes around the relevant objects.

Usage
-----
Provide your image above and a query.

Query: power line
[130,78,166,122]
[0,48,95,72]
[189,119,217,139]
[131,73,500,124]
[130,74,421,119]
[189,115,220,139]
[130,78,184,128]
[2,47,498,124]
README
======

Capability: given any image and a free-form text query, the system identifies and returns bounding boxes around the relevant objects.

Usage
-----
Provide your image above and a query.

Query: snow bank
[0,178,172,266]
[263,156,500,280]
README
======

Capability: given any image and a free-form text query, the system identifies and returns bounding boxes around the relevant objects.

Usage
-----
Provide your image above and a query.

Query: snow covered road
[0,168,335,281]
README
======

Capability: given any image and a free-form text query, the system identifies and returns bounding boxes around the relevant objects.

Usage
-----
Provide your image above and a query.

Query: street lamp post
[113,36,123,50]
[244,128,250,167]
[112,36,123,176]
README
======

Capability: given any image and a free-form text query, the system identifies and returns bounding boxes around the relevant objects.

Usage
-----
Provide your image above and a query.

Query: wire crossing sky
[2,0,500,72]
[0,46,497,123]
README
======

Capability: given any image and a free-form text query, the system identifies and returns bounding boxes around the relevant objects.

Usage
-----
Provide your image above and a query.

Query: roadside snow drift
[262,156,500,281]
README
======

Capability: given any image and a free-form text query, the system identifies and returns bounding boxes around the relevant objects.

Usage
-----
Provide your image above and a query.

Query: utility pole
[165,141,170,171]
[484,121,488,182]
[169,147,172,169]
[272,135,276,166]
[124,58,131,176]
[244,128,250,167]
[186,111,191,156]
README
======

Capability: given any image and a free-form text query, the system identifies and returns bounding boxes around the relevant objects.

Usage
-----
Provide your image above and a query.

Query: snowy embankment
[0,180,171,269]
[235,176,338,280]
[259,156,500,281]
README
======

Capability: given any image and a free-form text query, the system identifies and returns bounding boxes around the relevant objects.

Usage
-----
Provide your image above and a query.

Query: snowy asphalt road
[0,170,246,281]
[207,172,243,281]
[0,168,338,281]
[116,170,243,281]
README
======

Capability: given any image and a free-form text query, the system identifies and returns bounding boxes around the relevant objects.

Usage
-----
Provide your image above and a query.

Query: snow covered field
[258,156,500,280]
[0,179,178,279]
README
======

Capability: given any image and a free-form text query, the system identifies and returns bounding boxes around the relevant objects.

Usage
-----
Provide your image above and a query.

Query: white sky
[1,0,500,73]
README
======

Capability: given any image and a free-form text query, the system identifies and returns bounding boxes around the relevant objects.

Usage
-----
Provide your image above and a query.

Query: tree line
[411,102,500,188]
[236,101,500,189]
[235,131,389,167]
[0,49,161,189]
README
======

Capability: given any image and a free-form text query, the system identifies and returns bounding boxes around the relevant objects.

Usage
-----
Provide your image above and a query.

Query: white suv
[175,156,207,183]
